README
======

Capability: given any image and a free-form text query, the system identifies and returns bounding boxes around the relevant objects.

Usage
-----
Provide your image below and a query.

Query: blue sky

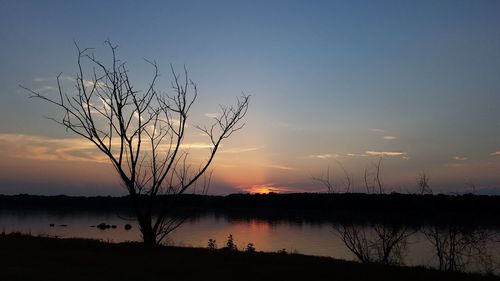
[1,0,499,195]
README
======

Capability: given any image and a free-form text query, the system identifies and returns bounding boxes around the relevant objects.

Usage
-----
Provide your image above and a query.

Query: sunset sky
[1,0,499,195]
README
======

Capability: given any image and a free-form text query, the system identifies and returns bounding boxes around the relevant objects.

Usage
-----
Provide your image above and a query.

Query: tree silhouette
[312,161,352,193]
[417,172,432,195]
[364,158,384,194]
[315,159,413,265]
[423,224,494,272]
[22,41,249,246]
[334,222,412,265]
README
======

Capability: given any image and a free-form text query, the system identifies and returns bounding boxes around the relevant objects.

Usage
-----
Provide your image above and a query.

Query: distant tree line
[2,193,500,226]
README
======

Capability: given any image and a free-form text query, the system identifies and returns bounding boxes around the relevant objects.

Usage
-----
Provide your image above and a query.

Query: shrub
[277,248,287,254]
[226,234,237,251]
[207,239,217,251]
[245,243,255,253]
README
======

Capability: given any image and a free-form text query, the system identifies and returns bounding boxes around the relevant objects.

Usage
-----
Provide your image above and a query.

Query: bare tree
[363,158,384,194]
[314,160,413,265]
[335,223,374,263]
[374,158,383,194]
[364,165,373,193]
[324,158,413,265]
[312,164,336,193]
[371,223,411,265]
[334,222,412,265]
[22,41,250,246]
[312,162,352,193]
[423,224,494,272]
[337,161,352,193]
[417,171,432,195]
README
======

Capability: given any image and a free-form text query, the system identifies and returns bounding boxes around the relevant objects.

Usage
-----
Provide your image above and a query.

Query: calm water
[1,210,498,273]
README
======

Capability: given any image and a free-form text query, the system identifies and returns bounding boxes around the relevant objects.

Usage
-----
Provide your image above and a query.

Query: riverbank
[0,233,497,281]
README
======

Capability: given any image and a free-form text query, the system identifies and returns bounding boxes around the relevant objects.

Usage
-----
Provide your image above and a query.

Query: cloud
[33,75,106,91]
[0,133,107,163]
[445,163,467,168]
[310,154,339,159]
[346,153,368,157]
[0,133,215,164]
[263,164,296,170]
[383,136,396,140]
[347,151,407,158]
[204,113,218,118]
[33,85,54,93]
[33,75,74,83]
[220,146,263,153]
[453,156,467,161]
[178,142,214,149]
[365,151,407,157]
[369,128,386,133]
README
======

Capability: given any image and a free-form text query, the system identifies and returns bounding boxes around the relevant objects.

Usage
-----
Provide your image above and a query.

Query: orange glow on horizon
[244,184,288,194]
[248,186,274,194]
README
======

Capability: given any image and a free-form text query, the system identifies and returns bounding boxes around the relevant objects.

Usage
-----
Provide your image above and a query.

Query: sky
[0,0,499,195]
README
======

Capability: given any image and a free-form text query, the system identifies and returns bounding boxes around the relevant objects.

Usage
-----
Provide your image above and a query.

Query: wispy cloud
[0,133,215,163]
[33,85,54,93]
[383,136,396,140]
[33,75,75,83]
[346,151,407,157]
[365,151,407,157]
[0,133,106,163]
[445,163,467,168]
[369,128,386,133]
[32,75,106,91]
[178,143,214,149]
[263,164,296,170]
[310,153,339,159]
[204,113,218,118]
[81,79,107,88]
[453,156,467,161]
[346,153,368,157]
[220,146,263,153]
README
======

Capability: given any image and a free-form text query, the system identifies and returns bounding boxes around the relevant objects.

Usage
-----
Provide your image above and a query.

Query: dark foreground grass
[0,233,497,281]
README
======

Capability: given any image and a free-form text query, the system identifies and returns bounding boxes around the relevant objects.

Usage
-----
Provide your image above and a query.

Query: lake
[1,209,498,274]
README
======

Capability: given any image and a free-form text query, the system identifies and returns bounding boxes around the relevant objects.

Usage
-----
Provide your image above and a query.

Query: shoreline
[0,232,497,281]
[2,193,500,226]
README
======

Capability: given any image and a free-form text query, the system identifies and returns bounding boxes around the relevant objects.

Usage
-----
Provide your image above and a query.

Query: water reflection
[0,209,498,274]
[0,209,141,242]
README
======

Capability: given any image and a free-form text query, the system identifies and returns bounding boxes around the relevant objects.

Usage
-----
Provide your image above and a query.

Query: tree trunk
[138,215,157,246]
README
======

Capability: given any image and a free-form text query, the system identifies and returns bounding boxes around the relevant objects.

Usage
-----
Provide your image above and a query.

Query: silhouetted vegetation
[245,242,256,253]
[423,224,497,273]
[225,234,238,251]
[1,233,495,281]
[22,41,249,246]
[334,222,413,265]
[2,193,500,226]
[207,238,217,251]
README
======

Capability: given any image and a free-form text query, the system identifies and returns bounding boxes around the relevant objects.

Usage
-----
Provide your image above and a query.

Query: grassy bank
[0,233,497,281]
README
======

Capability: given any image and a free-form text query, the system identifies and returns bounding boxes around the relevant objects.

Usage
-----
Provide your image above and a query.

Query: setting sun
[244,185,287,194]
[244,185,273,194]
